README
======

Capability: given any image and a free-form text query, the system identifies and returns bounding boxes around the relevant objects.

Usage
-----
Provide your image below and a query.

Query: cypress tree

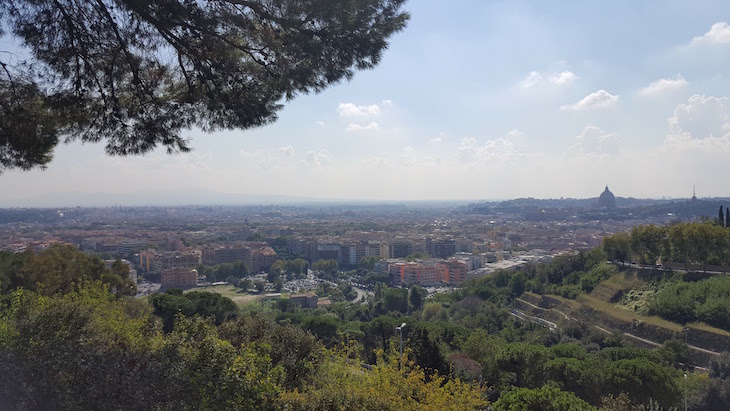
[720,206,725,227]
[726,207,729,228]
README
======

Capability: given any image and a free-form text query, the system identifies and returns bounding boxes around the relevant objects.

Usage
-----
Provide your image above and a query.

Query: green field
[185,284,265,308]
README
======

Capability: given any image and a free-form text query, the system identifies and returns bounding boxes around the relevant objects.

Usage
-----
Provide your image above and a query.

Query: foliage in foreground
[0,282,487,410]
[280,346,488,411]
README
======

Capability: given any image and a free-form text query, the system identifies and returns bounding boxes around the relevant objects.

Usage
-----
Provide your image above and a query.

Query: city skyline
[3,1,730,204]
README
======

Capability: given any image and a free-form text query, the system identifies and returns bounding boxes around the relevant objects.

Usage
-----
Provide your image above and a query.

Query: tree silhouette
[0,0,409,172]
[720,206,725,227]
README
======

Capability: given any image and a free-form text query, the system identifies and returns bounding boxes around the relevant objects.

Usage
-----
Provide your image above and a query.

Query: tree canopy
[0,0,409,172]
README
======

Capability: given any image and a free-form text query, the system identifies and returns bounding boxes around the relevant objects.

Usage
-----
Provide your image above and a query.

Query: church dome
[598,185,616,209]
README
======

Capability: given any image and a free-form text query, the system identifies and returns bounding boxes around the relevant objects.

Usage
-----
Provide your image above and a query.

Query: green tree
[218,315,323,391]
[149,289,238,332]
[496,342,551,388]
[239,278,252,292]
[362,315,398,361]
[0,0,409,172]
[312,259,338,276]
[509,271,527,296]
[302,315,339,345]
[269,260,285,282]
[409,285,427,312]
[406,252,431,262]
[493,385,596,411]
[279,348,488,411]
[720,206,725,227]
[0,283,282,410]
[360,256,381,270]
[408,324,448,378]
[383,287,408,313]
[630,225,665,266]
[668,223,690,270]
[602,231,631,265]
[0,245,135,296]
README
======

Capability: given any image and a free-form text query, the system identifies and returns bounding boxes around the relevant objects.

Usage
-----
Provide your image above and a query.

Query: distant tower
[692,185,697,202]
[598,185,617,209]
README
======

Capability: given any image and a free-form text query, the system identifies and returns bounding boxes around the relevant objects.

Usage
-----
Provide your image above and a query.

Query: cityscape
[1,185,723,296]
[3,0,730,409]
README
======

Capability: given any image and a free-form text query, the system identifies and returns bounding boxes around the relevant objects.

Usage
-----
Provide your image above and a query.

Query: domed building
[598,185,616,209]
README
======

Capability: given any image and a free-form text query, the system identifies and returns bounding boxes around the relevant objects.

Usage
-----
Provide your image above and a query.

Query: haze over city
[3,1,730,205]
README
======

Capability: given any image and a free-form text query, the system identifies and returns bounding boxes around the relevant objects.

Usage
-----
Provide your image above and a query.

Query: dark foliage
[149,288,238,332]
[0,245,135,296]
[0,0,409,171]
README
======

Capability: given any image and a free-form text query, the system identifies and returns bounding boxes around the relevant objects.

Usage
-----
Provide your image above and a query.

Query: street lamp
[395,322,406,370]
[684,372,688,411]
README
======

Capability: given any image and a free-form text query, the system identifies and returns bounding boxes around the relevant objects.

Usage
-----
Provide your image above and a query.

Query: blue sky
[3,0,730,205]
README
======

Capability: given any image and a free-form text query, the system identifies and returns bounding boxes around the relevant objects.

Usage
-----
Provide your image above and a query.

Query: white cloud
[568,125,619,155]
[639,75,688,96]
[519,70,577,88]
[400,147,417,167]
[239,147,294,170]
[337,103,380,117]
[346,122,380,132]
[561,90,619,111]
[520,71,543,89]
[506,129,525,139]
[667,94,730,140]
[457,137,523,165]
[549,71,578,86]
[691,22,730,46]
[381,99,393,107]
[660,95,730,161]
[315,120,325,127]
[428,131,447,143]
[279,145,295,157]
[300,150,330,167]
[362,155,390,168]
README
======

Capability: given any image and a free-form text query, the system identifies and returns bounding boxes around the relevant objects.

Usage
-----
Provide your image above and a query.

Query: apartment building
[316,243,340,262]
[389,239,414,259]
[389,260,442,286]
[139,250,200,273]
[161,267,198,289]
[438,259,467,285]
[250,246,278,273]
[202,244,250,266]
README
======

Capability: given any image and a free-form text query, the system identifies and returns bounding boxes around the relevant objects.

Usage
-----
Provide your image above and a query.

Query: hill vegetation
[1,222,730,410]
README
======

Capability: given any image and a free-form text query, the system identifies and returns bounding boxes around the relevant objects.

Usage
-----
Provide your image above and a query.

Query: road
[612,261,729,275]
[352,286,372,304]
[509,308,557,331]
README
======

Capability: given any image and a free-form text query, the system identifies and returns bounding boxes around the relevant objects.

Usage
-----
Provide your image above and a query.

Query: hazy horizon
[0,188,721,208]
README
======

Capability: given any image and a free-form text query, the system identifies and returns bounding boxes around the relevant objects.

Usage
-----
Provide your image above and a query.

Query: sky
[3,0,730,206]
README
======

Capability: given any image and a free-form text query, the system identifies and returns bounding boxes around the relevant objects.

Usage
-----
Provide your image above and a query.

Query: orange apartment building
[438,259,467,285]
[390,259,468,286]
[160,267,198,289]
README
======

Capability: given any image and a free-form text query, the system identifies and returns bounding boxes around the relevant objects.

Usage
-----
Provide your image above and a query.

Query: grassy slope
[522,268,730,340]
[581,268,730,337]
[185,284,265,308]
